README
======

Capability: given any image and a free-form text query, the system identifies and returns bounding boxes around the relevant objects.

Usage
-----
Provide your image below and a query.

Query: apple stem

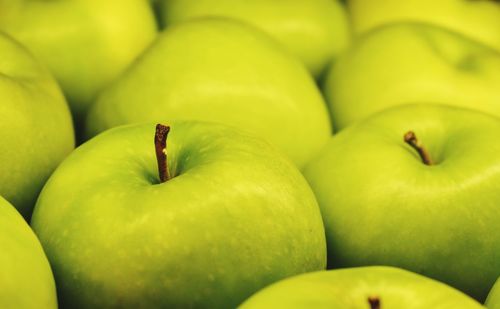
[404,131,433,165]
[368,296,381,309]
[155,124,171,183]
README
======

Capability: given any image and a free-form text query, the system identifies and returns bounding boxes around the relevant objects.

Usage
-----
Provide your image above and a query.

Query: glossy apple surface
[240,267,485,308]
[487,279,500,309]
[0,32,74,218]
[0,196,57,309]
[303,104,500,300]
[323,22,500,130]
[0,0,157,123]
[31,122,327,308]
[86,18,332,167]
[157,0,351,77]
[348,0,500,52]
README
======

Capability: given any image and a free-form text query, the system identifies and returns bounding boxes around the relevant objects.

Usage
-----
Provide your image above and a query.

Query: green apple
[487,279,500,309]
[347,0,500,52]
[239,266,485,308]
[156,0,351,77]
[0,196,57,308]
[0,32,74,218]
[0,0,157,125]
[323,22,500,130]
[86,18,332,168]
[31,121,326,308]
[303,104,500,300]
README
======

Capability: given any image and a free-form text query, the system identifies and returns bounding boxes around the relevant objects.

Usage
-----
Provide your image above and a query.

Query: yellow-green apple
[155,0,351,77]
[487,279,500,309]
[31,122,327,308]
[0,0,157,127]
[240,267,485,308]
[0,32,74,218]
[347,0,500,52]
[0,196,57,308]
[86,18,332,168]
[303,104,500,300]
[324,22,500,130]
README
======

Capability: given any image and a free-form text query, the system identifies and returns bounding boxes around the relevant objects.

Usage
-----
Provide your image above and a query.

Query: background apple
[0,196,57,309]
[487,279,500,309]
[323,22,500,130]
[303,104,500,300]
[86,18,332,168]
[155,0,351,78]
[347,0,500,52]
[0,0,157,131]
[31,121,327,308]
[0,32,74,218]
[239,266,485,308]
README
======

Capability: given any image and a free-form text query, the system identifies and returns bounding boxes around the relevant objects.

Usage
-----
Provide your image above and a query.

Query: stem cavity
[155,124,171,183]
[404,131,433,165]
[368,296,381,309]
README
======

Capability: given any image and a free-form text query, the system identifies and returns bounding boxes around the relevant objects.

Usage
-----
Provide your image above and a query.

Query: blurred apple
[324,22,500,130]
[240,267,485,308]
[347,0,500,52]
[156,0,351,77]
[86,18,332,167]
[32,122,326,308]
[304,104,500,300]
[487,278,500,309]
[0,32,74,218]
[0,0,157,128]
[0,196,57,308]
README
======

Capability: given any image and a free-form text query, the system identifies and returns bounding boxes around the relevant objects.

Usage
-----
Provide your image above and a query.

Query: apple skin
[487,279,500,309]
[323,22,500,130]
[303,104,500,300]
[156,0,351,77]
[0,196,57,309]
[347,0,500,52]
[0,0,157,123]
[86,18,332,168]
[31,121,327,308]
[239,266,485,308]
[0,32,74,218]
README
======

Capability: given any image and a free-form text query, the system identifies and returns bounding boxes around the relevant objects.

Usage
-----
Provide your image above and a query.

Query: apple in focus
[31,121,327,308]
[303,104,500,300]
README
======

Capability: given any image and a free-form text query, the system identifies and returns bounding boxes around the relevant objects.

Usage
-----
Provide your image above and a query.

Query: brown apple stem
[368,296,381,309]
[404,131,433,165]
[155,124,171,183]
